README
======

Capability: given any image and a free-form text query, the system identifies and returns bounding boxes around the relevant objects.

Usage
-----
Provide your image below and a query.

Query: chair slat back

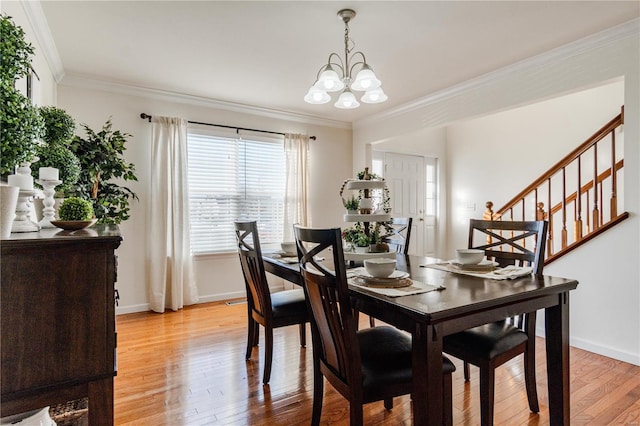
[294,225,361,388]
[468,219,548,275]
[383,217,413,254]
[235,221,271,321]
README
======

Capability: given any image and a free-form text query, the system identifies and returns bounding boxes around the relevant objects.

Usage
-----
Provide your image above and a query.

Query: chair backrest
[468,219,548,275]
[294,225,362,389]
[235,221,272,321]
[383,217,413,254]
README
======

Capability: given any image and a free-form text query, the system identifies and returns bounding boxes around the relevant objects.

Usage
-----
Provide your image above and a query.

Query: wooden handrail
[487,106,627,264]
[495,108,624,218]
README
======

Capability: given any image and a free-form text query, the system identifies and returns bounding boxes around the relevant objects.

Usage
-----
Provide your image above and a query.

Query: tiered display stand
[341,168,395,261]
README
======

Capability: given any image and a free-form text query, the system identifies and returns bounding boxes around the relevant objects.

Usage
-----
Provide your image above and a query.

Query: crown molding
[21,0,65,83]
[355,18,639,128]
[59,73,352,129]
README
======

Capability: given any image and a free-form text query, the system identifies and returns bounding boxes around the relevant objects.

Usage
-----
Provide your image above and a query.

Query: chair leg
[443,371,453,426]
[299,323,306,347]
[479,367,495,426]
[524,343,539,412]
[262,327,273,384]
[369,316,376,327]
[349,401,364,426]
[311,360,324,426]
[246,318,257,359]
[384,398,393,410]
[353,309,360,330]
[463,361,470,381]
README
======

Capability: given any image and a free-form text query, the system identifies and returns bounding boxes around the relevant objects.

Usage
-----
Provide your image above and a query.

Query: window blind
[187,133,285,254]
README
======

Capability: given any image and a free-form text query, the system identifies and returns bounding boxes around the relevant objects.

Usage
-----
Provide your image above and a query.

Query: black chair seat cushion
[358,326,455,389]
[443,320,528,360]
[270,289,308,319]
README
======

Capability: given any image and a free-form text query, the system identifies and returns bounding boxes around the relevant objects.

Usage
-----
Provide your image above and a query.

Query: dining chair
[383,217,413,254]
[234,220,310,385]
[294,225,456,426]
[443,219,548,426]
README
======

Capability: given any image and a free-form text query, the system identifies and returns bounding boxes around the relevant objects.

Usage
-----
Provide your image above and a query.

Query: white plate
[356,270,409,281]
[449,259,499,271]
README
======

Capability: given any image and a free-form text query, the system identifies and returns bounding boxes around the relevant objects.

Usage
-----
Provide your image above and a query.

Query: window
[187,131,285,254]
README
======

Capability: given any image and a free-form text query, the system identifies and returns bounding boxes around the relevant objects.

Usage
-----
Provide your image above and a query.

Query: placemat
[424,262,533,280]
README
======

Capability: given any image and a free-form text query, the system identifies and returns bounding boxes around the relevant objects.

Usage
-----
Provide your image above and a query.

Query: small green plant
[38,106,75,145]
[355,233,370,248]
[344,195,360,211]
[58,197,94,221]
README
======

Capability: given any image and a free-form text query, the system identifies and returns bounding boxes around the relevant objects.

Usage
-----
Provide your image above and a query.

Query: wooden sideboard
[1,224,122,424]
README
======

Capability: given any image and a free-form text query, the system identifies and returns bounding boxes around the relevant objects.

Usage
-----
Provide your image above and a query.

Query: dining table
[263,252,578,426]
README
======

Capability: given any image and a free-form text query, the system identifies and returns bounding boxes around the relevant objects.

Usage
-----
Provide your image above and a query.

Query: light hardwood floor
[114,300,640,425]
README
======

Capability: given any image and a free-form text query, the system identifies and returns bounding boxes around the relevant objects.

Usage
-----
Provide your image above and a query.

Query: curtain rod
[139,113,316,140]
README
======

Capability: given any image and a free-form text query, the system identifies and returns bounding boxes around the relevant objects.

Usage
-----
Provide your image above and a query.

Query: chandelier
[304,9,387,109]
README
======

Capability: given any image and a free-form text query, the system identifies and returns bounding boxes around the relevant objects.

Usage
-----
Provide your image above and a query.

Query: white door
[383,153,425,255]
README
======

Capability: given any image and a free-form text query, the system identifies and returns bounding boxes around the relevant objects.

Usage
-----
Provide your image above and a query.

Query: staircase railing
[484,106,628,264]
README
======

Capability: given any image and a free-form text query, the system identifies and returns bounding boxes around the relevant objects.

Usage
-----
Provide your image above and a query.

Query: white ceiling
[39,1,639,125]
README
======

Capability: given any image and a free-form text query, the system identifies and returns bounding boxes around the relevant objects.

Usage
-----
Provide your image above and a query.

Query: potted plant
[368,223,390,253]
[344,195,359,214]
[32,106,81,195]
[353,232,370,253]
[58,196,94,221]
[53,196,96,230]
[0,14,43,177]
[69,118,138,224]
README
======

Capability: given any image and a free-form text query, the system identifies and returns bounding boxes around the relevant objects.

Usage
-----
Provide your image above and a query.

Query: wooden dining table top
[263,252,578,327]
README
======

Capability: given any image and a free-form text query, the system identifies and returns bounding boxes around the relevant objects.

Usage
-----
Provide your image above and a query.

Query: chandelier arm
[348,51,367,77]
[327,52,345,75]
[314,52,345,82]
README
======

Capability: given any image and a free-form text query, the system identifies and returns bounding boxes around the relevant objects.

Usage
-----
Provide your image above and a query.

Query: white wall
[57,84,352,313]
[353,21,640,365]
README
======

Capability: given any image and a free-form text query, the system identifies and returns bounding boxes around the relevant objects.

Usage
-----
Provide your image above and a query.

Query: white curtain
[147,116,199,312]
[283,133,310,242]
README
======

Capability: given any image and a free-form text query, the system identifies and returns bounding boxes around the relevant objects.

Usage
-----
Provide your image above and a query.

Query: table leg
[412,322,443,426]
[88,377,114,425]
[545,291,570,425]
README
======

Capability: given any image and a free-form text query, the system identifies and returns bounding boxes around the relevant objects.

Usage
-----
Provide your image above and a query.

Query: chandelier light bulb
[361,87,388,104]
[315,65,344,92]
[304,87,331,104]
[335,89,360,109]
[350,65,381,92]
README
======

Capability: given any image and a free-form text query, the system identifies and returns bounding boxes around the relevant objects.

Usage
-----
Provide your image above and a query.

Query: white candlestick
[39,167,59,181]
[7,173,33,191]
[36,179,62,228]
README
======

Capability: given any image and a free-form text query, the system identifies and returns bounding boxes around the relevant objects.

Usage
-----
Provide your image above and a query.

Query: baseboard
[537,327,640,366]
[115,289,268,316]
[116,303,150,315]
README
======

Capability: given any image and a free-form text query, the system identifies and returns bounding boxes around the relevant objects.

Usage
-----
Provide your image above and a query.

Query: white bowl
[455,249,485,265]
[281,242,296,254]
[364,258,397,278]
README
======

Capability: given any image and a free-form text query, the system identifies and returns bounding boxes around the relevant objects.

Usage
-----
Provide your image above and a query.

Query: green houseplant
[31,106,80,195]
[69,118,138,224]
[58,196,94,221]
[0,14,43,177]
[344,195,359,213]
